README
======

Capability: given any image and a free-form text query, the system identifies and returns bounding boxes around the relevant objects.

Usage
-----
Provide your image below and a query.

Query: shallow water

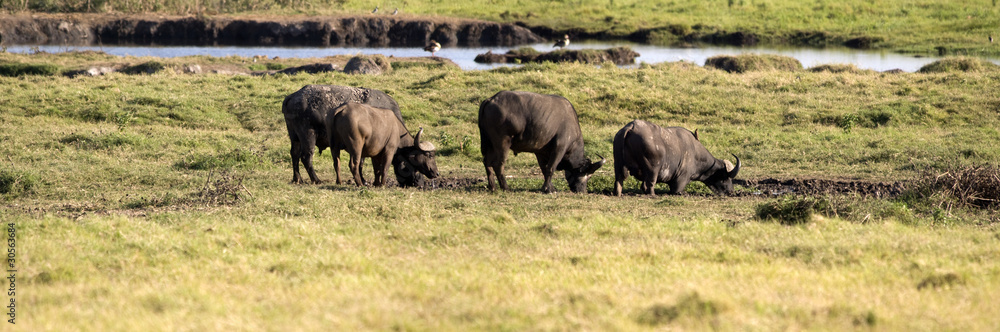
[5,41,998,72]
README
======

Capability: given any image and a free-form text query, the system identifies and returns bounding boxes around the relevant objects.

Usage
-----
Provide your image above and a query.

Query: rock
[183,64,202,74]
[65,66,117,77]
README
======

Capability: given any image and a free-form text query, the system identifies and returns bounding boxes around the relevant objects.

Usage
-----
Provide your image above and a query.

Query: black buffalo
[613,120,740,196]
[328,102,440,187]
[478,91,605,193]
[281,85,403,184]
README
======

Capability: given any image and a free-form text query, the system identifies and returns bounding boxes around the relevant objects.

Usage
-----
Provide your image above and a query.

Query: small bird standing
[372,6,379,14]
[553,34,570,49]
[991,35,994,43]
[392,8,399,15]
[424,40,441,57]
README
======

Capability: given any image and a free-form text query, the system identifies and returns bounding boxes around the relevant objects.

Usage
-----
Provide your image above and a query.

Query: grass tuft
[917,272,964,290]
[755,195,845,225]
[0,169,39,198]
[906,165,1000,210]
[918,57,1000,73]
[0,63,61,76]
[636,292,725,326]
[704,54,802,73]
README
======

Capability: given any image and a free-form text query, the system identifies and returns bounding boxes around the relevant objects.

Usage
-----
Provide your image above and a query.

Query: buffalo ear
[585,155,606,174]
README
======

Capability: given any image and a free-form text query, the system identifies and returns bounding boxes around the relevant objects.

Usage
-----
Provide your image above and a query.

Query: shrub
[704,54,802,73]
[917,57,1000,73]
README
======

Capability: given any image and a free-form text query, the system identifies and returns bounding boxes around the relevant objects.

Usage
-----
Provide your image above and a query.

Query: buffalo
[478,91,605,193]
[282,84,403,184]
[328,102,440,187]
[613,120,740,196]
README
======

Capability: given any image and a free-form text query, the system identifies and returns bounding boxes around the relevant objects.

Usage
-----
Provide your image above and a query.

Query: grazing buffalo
[478,91,605,193]
[328,102,440,187]
[613,120,740,196]
[282,84,403,184]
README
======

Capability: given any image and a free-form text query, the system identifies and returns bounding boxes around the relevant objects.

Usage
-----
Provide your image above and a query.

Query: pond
[5,41,998,72]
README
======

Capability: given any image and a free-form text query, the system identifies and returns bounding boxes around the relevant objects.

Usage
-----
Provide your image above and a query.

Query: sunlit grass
[3,51,1000,330]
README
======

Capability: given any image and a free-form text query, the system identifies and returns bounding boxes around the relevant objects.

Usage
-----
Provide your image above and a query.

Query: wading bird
[553,35,570,49]
[424,40,441,57]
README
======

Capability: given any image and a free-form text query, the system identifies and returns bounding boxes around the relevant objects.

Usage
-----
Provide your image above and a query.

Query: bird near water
[424,40,441,57]
[553,35,570,49]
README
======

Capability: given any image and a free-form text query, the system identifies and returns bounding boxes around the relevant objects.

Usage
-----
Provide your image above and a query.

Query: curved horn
[728,153,741,178]
[413,127,424,149]
[585,155,606,174]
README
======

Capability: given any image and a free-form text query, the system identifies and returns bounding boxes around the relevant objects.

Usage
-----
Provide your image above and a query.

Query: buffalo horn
[586,155,606,174]
[728,153,741,178]
[414,127,424,149]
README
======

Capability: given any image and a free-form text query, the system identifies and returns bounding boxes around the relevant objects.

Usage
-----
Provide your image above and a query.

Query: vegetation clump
[907,165,1000,210]
[120,61,169,75]
[917,272,964,290]
[755,195,845,225]
[475,47,639,65]
[704,54,803,73]
[343,54,392,75]
[808,64,874,74]
[0,169,38,199]
[0,63,61,76]
[636,292,725,326]
[918,57,1000,73]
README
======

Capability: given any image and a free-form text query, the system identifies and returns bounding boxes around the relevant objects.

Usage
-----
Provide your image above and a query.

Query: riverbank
[2,0,998,55]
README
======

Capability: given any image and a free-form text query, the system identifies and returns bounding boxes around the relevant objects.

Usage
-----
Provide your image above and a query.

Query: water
[5,41,998,72]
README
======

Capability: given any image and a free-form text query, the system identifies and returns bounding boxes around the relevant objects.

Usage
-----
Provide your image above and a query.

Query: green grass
[5,0,1000,56]
[3,51,1000,330]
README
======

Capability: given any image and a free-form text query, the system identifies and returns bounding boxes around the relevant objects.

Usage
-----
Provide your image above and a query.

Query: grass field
[4,0,1000,56]
[3,50,1000,330]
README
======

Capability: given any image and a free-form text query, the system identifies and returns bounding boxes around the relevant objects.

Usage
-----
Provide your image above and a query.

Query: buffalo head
[705,153,741,194]
[395,128,440,182]
[565,156,606,193]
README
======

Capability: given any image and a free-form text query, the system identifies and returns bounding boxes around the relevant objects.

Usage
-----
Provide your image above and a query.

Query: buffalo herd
[282,85,740,195]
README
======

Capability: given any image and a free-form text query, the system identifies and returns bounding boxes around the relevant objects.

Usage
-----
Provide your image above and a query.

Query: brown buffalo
[613,120,740,196]
[328,102,439,187]
[282,85,402,184]
[478,91,604,193]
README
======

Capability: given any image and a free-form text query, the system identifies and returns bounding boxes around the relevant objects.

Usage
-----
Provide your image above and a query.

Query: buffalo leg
[535,154,556,194]
[668,178,690,195]
[290,139,304,184]
[349,154,365,187]
[613,155,628,197]
[482,141,510,191]
[643,173,657,196]
[331,149,342,185]
[539,148,566,194]
[301,130,323,184]
[372,151,392,187]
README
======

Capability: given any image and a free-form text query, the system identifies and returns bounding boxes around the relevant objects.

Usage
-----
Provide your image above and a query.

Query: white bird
[372,6,379,14]
[424,40,441,57]
[392,8,399,15]
[553,34,570,49]
[991,35,994,43]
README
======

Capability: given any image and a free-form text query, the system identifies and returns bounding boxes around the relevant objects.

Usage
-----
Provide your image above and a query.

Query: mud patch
[735,178,904,198]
